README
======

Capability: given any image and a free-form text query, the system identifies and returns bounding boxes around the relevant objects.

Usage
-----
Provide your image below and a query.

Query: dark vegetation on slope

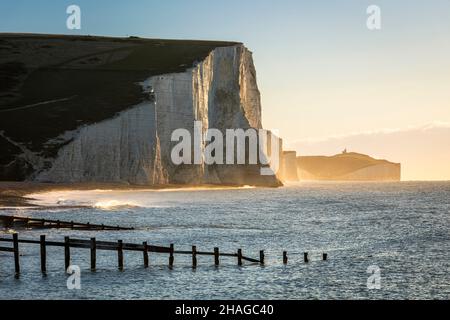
[0,34,238,180]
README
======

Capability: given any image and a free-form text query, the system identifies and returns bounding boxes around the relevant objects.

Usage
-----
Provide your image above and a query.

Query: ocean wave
[92,200,142,210]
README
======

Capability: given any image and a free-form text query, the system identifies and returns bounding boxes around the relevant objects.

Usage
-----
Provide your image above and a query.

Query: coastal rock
[279,151,299,182]
[0,35,280,186]
[36,102,168,184]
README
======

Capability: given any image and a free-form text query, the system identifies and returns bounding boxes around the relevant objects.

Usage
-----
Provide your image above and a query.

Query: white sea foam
[27,186,254,209]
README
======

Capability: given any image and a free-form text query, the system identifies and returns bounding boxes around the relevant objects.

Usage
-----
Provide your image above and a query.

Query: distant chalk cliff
[297,152,401,181]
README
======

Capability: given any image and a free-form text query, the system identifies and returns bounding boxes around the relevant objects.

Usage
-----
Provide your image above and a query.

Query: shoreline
[2,180,445,208]
[0,181,273,208]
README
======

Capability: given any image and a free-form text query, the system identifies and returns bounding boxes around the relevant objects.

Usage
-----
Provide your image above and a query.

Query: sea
[0,181,449,300]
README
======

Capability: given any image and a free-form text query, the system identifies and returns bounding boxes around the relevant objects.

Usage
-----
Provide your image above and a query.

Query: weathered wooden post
[70,221,74,230]
[143,242,149,268]
[90,238,96,271]
[13,233,20,276]
[192,246,197,269]
[57,220,61,228]
[40,235,46,274]
[237,249,243,266]
[64,236,70,271]
[214,247,219,266]
[260,250,265,265]
[283,251,288,264]
[118,240,124,271]
[169,244,174,268]
[323,253,328,261]
[304,252,309,263]
[3,216,13,228]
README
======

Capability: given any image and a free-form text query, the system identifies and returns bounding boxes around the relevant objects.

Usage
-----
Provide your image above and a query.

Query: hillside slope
[297,152,401,181]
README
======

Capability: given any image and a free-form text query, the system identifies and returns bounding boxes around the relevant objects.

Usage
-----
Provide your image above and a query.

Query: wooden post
[90,238,96,271]
[237,249,243,266]
[3,216,13,228]
[118,240,124,271]
[192,246,197,269]
[260,250,265,265]
[70,221,74,230]
[323,253,328,261]
[304,252,309,263]
[283,251,288,264]
[143,242,149,268]
[57,220,61,228]
[40,235,46,274]
[64,236,70,271]
[214,247,220,266]
[13,233,20,276]
[169,244,174,268]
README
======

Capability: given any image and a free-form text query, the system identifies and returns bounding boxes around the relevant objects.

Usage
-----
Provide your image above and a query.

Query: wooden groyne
[0,233,266,277]
[0,215,134,231]
[0,233,329,277]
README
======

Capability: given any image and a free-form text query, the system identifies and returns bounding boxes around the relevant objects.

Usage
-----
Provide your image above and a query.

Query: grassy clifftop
[0,33,238,180]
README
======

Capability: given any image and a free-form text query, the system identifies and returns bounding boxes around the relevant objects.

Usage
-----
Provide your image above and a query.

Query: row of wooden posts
[0,215,134,231]
[283,251,327,264]
[0,234,327,277]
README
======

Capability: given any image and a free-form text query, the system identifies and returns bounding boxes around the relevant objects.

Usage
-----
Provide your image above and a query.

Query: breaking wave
[92,200,141,210]
[27,186,255,210]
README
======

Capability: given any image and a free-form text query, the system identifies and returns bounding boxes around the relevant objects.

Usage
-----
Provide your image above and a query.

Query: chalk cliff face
[26,41,279,186]
[278,151,299,182]
[141,45,268,185]
[35,102,168,184]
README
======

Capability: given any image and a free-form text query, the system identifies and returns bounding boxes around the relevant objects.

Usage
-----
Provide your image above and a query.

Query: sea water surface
[0,182,449,300]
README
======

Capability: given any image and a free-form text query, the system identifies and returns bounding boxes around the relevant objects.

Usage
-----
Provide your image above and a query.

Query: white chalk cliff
[36,44,280,186]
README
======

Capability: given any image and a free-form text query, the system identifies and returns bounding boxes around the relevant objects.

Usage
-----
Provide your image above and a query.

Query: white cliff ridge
[36,44,280,186]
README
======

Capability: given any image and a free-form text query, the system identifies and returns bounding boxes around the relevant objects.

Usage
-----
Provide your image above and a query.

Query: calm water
[0,182,449,300]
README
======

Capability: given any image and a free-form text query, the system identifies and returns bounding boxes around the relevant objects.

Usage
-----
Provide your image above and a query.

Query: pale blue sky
[1,0,450,145]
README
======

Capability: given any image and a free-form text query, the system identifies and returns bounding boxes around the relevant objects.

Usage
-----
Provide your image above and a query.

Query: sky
[1,0,449,180]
